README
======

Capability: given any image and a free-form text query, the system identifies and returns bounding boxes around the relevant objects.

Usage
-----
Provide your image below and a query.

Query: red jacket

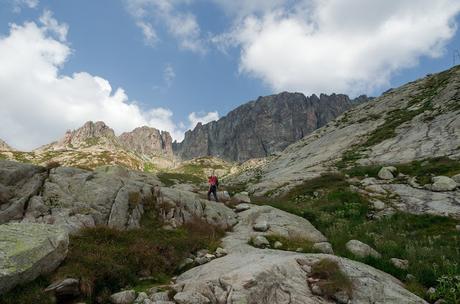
[208,175,218,186]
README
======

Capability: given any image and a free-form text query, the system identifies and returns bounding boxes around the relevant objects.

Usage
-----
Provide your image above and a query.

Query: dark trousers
[208,185,218,202]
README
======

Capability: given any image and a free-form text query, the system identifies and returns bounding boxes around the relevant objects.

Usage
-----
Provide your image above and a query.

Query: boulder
[175,252,427,304]
[45,278,80,298]
[150,291,170,301]
[378,166,397,180]
[312,242,334,254]
[390,258,409,270]
[253,220,269,232]
[273,241,283,249]
[234,203,251,212]
[345,240,381,259]
[110,290,136,304]
[232,192,251,204]
[451,173,460,184]
[252,235,270,248]
[215,247,227,258]
[174,291,211,304]
[0,222,69,294]
[431,176,458,192]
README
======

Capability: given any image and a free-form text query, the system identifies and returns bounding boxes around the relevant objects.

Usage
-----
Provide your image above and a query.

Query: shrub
[310,259,353,299]
[51,216,224,303]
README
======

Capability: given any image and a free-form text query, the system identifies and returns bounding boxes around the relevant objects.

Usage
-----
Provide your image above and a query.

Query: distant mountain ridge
[0,139,13,151]
[173,92,367,162]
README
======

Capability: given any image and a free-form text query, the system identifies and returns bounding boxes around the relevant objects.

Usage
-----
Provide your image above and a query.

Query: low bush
[310,258,353,299]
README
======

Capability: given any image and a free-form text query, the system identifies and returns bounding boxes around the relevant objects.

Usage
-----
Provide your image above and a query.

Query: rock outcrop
[173,203,426,304]
[0,160,237,234]
[0,222,69,294]
[174,92,359,162]
[119,126,173,157]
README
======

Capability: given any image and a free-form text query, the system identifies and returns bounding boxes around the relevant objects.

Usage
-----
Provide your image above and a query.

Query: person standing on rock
[207,172,219,202]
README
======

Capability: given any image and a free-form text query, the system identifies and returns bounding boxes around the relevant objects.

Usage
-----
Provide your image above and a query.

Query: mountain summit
[174,92,365,162]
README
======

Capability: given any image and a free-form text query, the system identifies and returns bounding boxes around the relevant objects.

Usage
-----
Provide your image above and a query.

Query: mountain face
[228,66,460,198]
[45,121,119,150]
[0,139,12,151]
[173,92,359,162]
[119,126,173,157]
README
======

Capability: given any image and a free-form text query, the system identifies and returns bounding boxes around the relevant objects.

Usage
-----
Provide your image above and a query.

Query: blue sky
[1,0,460,150]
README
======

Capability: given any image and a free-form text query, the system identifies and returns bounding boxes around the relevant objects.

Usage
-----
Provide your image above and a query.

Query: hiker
[207,172,219,202]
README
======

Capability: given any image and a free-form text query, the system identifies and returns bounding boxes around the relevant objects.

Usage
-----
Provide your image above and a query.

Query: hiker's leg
[207,188,212,201]
[213,188,218,202]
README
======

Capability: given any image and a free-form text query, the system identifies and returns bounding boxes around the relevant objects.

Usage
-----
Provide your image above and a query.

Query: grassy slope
[252,172,460,303]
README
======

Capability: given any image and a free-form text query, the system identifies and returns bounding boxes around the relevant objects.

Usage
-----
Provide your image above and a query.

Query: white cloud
[0,12,189,150]
[136,21,158,46]
[125,0,206,54]
[188,111,219,129]
[12,0,39,12]
[163,64,175,87]
[214,0,460,96]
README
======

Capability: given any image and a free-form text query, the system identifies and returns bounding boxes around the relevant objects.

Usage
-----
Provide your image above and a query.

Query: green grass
[396,157,460,185]
[1,197,224,304]
[264,234,314,253]
[143,162,157,172]
[157,172,203,187]
[253,174,460,301]
[344,165,381,178]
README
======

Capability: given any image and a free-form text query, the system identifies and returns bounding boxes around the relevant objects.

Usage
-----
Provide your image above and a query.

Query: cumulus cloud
[0,12,192,150]
[125,0,206,53]
[188,111,219,129]
[213,0,460,96]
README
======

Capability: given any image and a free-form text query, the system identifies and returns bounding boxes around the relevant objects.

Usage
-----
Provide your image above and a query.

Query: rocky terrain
[173,92,363,162]
[1,67,460,304]
[0,121,175,171]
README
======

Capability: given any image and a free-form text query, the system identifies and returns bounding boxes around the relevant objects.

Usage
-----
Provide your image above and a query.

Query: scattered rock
[234,203,251,212]
[431,176,458,192]
[372,199,386,210]
[196,249,209,258]
[334,290,351,304]
[45,278,80,298]
[215,247,227,257]
[452,173,460,184]
[232,192,251,204]
[252,235,270,248]
[390,258,409,270]
[427,287,436,296]
[179,258,194,270]
[406,274,416,281]
[110,290,136,304]
[456,225,460,232]
[253,220,269,232]
[173,291,210,304]
[150,291,170,301]
[134,291,148,303]
[345,240,381,259]
[310,284,323,295]
[273,241,283,249]
[378,166,397,180]
[312,242,334,254]
[0,222,69,294]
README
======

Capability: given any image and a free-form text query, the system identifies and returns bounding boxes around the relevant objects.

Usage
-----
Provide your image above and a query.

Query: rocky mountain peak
[118,126,173,157]
[52,120,117,150]
[0,139,13,151]
[174,91,360,162]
